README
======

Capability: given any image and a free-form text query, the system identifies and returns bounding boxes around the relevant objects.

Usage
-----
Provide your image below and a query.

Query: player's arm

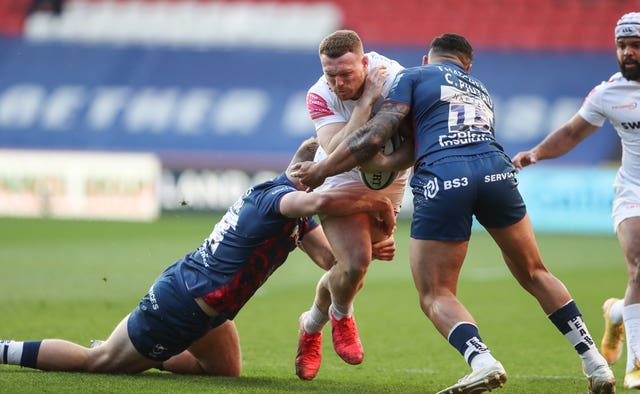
[279,188,396,237]
[371,235,396,261]
[297,225,336,271]
[293,102,410,190]
[512,114,600,169]
[359,118,415,172]
[298,222,396,270]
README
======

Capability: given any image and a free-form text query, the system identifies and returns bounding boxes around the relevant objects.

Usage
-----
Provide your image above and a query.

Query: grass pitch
[0,213,629,393]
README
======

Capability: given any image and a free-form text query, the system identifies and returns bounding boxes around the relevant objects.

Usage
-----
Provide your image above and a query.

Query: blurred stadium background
[0,0,637,232]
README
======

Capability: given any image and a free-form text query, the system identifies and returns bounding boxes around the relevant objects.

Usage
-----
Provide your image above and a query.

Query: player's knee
[220,362,241,377]
[418,292,446,319]
[202,358,241,377]
[514,265,551,292]
[628,257,640,284]
[85,351,114,373]
[342,263,369,284]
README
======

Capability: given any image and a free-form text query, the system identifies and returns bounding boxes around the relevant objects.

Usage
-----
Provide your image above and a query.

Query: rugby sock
[623,303,640,373]
[0,340,41,368]
[330,302,353,320]
[610,298,625,325]
[548,300,606,374]
[303,303,329,334]
[447,322,495,370]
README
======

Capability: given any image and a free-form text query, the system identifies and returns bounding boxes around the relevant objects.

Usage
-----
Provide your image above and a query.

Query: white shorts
[612,176,640,233]
[316,169,409,212]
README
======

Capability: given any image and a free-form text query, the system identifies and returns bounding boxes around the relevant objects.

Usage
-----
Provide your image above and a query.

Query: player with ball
[295,30,413,381]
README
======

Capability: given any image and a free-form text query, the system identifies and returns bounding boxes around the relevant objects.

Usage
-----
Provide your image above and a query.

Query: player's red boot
[295,314,322,380]
[330,309,363,364]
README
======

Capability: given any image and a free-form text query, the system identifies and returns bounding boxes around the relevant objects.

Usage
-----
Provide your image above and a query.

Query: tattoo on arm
[347,103,409,164]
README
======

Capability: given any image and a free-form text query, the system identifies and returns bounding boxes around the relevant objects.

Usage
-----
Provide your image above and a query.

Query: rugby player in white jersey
[512,11,640,390]
[295,30,412,380]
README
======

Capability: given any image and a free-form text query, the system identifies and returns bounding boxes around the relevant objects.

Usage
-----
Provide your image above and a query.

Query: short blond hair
[318,30,364,58]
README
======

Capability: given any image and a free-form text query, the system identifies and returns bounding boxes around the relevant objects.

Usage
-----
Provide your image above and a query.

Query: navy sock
[548,300,593,355]
[448,322,489,365]
[20,341,41,368]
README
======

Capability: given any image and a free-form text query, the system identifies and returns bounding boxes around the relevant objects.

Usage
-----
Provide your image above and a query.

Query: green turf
[0,213,630,393]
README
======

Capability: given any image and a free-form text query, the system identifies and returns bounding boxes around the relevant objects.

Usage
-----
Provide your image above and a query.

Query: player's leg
[0,315,159,373]
[616,216,640,388]
[487,214,614,393]
[160,320,241,376]
[601,297,624,365]
[296,269,331,380]
[321,212,373,364]
[323,212,373,307]
[410,237,507,394]
[486,214,573,312]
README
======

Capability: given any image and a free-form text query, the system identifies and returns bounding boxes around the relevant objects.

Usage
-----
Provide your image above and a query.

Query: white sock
[610,299,625,324]
[624,303,640,372]
[0,340,23,365]
[562,315,608,374]
[303,303,329,334]
[469,352,498,372]
[330,302,353,320]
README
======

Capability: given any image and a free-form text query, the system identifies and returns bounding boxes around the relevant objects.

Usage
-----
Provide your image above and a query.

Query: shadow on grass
[0,368,426,393]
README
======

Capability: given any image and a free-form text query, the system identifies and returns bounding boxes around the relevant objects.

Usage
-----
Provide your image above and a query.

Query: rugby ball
[359,134,401,190]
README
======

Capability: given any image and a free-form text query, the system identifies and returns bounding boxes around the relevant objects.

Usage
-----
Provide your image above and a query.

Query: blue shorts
[410,152,526,241]
[127,262,227,361]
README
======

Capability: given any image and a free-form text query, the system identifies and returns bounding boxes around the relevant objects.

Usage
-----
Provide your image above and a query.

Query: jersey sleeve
[258,184,298,219]
[300,216,320,239]
[578,83,608,127]
[306,82,348,131]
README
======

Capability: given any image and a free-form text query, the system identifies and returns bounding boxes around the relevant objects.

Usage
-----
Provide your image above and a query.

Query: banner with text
[0,149,161,221]
[0,39,622,171]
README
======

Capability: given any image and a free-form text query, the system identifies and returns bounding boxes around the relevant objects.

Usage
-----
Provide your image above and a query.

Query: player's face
[320,52,367,100]
[617,37,640,81]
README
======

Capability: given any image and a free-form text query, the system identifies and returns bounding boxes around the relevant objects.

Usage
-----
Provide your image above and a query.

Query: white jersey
[579,72,640,187]
[305,51,409,207]
[579,72,640,230]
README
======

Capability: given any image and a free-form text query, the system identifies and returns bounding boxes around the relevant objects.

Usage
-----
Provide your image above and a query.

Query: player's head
[318,30,368,101]
[286,138,319,189]
[425,33,473,72]
[615,12,640,81]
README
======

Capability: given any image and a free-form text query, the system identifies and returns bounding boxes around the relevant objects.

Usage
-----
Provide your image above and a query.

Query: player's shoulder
[307,74,334,105]
[596,72,630,90]
[308,73,330,95]
[251,174,295,199]
[586,72,632,100]
[366,51,404,70]
[394,64,429,83]
[250,174,298,214]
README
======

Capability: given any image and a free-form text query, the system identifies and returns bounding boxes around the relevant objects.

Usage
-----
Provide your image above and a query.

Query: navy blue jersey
[179,173,319,320]
[386,61,505,166]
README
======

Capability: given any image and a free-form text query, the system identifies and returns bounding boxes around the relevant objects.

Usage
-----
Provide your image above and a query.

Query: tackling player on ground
[0,138,396,378]
[512,12,640,390]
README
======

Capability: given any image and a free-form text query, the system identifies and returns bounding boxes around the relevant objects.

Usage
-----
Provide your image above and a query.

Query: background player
[292,33,615,394]
[512,12,640,390]
[0,138,396,377]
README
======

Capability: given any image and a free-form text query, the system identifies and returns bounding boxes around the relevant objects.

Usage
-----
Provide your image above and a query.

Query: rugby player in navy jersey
[292,34,615,394]
[0,138,396,377]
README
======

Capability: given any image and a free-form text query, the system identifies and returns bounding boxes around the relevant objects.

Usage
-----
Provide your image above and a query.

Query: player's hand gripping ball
[359,134,400,190]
